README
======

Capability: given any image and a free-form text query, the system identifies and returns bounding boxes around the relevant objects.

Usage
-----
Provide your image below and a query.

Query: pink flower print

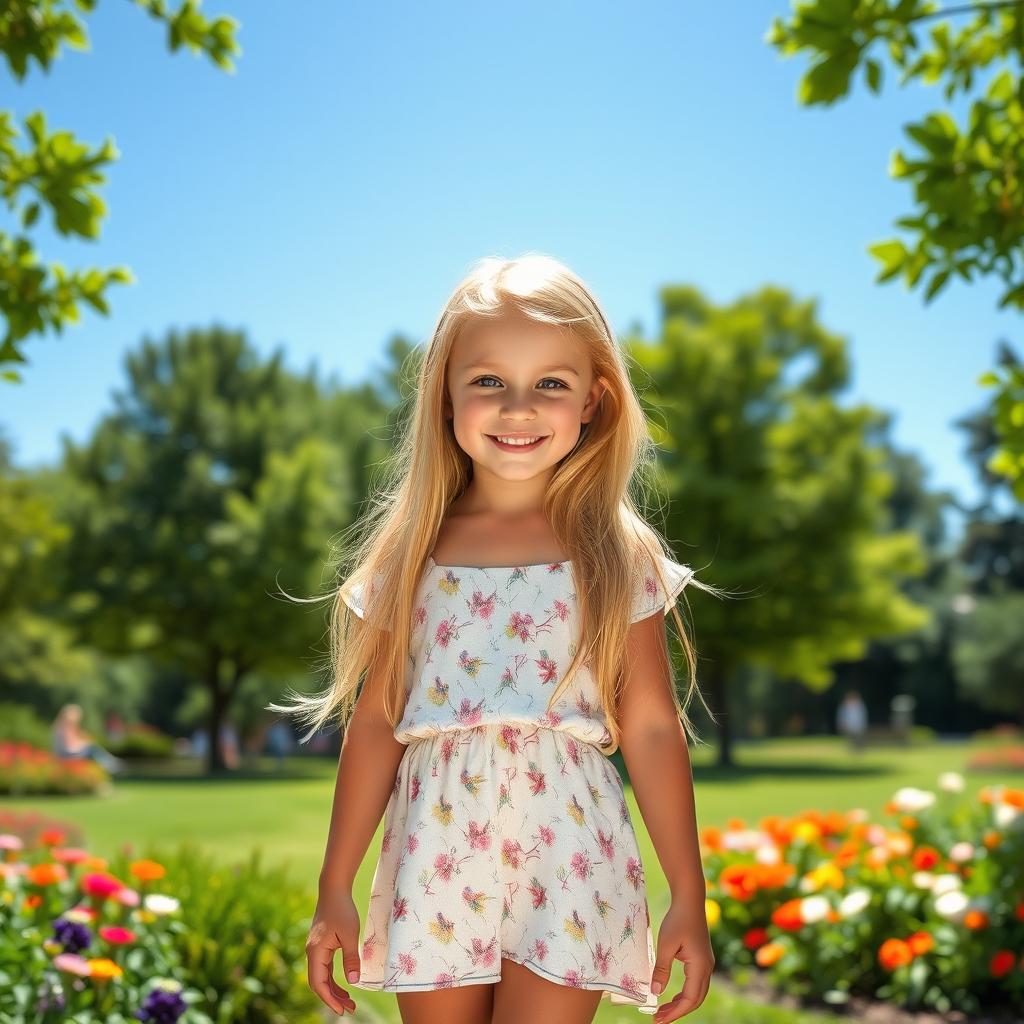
[497,724,523,753]
[459,766,485,797]
[592,890,613,919]
[458,649,486,678]
[527,877,548,910]
[535,652,559,685]
[470,935,498,968]
[564,968,585,987]
[438,731,460,764]
[414,605,427,627]
[465,819,492,851]
[470,590,497,619]
[569,850,594,882]
[361,934,377,960]
[620,973,646,1000]
[501,837,524,869]
[529,938,549,963]
[382,826,393,853]
[625,855,644,890]
[406,833,419,856]
[432,971,457,989]
[504,610,536,643]
[565,737,584,768]
[564,909,587,942]
[574,691,593,717]
[537,709,562,728]
[410,773,421,801]
[592,942,612,976]
[426,678,449,706]
[397,952,417,976]
[455,697,484,726]
[433,617,459,649]
[433,851,456,882]
[525,766,546,796]
[552,597,571,619]
[538,823,556,846]
[597,828,615,861]
[461,885,491,915]
[618,794,630,825]
[392,894,409,921]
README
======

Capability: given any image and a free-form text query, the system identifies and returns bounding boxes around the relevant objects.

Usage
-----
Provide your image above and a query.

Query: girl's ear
[582,375,608,424]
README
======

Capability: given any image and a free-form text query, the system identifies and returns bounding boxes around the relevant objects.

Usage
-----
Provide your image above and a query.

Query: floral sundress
[339,552,694,1014]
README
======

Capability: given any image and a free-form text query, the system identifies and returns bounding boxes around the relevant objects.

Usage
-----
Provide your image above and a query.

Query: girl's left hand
[649,897,715,1022]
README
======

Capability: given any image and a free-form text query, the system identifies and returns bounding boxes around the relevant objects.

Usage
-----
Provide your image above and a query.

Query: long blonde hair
[267,252,727,756]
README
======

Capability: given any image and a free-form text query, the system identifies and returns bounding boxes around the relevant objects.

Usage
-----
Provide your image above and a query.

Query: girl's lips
[487,434,549,452]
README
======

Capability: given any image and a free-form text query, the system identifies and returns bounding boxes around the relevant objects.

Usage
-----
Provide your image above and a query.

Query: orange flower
[39,829,66,846]
[899,815,918,831]
[755,941,784,967]
[23,894,43,910]
[990,950,1016,978]
[87,958,123,981]
[878,938,913,971]
[700,827,723,852]
[907,931,933,956]
[129,859,166,883]
[1003,789,1024,810]
[770,898,804,932]
[742,927,769,950]
[964,909,989,930]
[982,831,1000,850]
[26,862,68,886]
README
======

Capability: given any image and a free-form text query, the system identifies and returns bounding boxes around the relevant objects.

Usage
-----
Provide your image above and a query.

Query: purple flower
[134,987,188,1024]
[52,916,91,954]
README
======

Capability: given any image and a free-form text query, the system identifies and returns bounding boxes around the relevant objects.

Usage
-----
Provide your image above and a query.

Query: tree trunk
[705,661,734,768]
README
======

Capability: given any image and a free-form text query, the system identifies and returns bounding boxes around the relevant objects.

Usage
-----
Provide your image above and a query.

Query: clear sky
[4,1,1016,534]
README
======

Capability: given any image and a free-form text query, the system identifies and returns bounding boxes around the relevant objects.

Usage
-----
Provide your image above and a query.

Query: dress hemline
[349,948,659,1014]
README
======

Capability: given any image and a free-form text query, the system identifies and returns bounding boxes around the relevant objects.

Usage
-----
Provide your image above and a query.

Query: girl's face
[444,311,605,481]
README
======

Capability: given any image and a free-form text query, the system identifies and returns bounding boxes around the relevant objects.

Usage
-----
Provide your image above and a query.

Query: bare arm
[318,642,409,895]
[617,611,705,903]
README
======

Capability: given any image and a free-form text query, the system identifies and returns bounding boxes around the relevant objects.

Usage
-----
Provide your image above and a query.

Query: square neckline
[427,555,572,572]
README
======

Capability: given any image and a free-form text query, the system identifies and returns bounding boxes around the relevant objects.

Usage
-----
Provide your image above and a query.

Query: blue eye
[471,376,568,390]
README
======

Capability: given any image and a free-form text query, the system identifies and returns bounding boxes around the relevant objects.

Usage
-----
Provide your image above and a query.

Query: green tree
[57,326,371,774]
[0,0,240,383]
[767,0,1024,496]
[628,284,931,767]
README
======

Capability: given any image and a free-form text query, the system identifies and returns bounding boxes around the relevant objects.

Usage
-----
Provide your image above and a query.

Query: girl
[269,253,725,1024]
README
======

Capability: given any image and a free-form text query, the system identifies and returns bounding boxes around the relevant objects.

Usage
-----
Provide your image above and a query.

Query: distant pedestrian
[837,690,868,752]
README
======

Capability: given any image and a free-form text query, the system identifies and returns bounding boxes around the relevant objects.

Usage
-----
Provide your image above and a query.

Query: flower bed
[0,742,110,797]
[0,814,323,1023]
[701,772,1024,1018]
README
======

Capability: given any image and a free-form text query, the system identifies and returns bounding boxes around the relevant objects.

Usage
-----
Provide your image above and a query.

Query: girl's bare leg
[396,980,495,1024]
[490,957,603,1024]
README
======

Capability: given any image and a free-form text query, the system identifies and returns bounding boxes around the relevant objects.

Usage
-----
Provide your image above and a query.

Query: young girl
[269,253,724,1024]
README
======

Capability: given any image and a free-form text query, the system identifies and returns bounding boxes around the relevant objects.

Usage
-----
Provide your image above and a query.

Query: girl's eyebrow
[463,362,581,377]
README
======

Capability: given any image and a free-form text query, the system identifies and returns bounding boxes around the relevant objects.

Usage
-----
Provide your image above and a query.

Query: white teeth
[494,435,541,445]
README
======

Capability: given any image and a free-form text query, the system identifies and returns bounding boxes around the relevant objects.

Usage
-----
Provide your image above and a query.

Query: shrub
[108,724,175,761]
[701,773,1024,1017]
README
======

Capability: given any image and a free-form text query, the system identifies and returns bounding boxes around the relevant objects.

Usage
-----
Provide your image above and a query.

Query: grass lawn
[5,735,1010,1023]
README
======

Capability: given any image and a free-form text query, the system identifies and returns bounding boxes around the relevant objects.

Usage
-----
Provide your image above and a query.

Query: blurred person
[52,704,126,775]
[837,689,868,753]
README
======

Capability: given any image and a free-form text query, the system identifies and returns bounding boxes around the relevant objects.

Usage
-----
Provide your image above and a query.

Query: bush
[0,743,109,797]
[108,724,175,761]
[0,822,323,1023]
[701,772,1024,1017]
[0,704,53,749]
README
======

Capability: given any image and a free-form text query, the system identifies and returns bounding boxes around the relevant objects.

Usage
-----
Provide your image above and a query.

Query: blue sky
[4,1,1016,534]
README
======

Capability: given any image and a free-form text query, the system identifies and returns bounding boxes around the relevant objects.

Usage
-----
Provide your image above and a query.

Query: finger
[654,974,707,1023]
[308,946,350,1016]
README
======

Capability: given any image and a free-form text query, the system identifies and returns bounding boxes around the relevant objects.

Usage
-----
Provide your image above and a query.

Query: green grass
[5,736,1011,1022]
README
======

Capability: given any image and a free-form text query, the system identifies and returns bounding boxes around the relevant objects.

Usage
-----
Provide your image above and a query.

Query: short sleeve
[630,553,695,623]
[339,570,387,627]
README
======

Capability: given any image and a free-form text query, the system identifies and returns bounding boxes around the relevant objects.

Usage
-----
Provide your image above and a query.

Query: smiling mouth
[487,434,549,452]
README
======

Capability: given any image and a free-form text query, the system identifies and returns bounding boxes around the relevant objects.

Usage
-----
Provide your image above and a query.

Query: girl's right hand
[306,890,362,1017]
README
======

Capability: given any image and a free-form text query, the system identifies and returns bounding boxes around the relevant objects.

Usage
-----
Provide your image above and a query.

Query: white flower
[838,889,870,917]
[891,787,936,813]
[754,844,781,865]
[994,801,1022,830]
[934,889,969,921]
[938,772,964,793]
[722,829,771,853]
[142,894,180,916]
[800,895,831,924]
[931,873,963,896]
[948,841,974,864]
[912,871,936,890]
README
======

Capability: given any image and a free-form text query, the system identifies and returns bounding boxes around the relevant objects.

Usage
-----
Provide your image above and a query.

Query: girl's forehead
[451,316,591,370]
